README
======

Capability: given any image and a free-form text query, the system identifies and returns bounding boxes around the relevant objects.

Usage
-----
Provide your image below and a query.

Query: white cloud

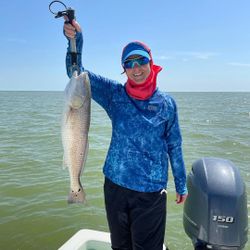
[155,55,175,60]
[156,51,218,62]
[176,51,218,60]
[1,38,28,44]
[228,62,250,68]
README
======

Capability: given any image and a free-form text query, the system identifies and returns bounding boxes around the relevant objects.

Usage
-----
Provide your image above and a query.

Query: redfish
[62,72,91,203]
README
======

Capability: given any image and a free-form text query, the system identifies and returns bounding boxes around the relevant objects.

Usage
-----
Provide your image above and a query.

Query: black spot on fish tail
[67,188,86,204]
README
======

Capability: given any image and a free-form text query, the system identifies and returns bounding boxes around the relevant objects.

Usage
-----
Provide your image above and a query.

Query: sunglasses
[123,57,150,69]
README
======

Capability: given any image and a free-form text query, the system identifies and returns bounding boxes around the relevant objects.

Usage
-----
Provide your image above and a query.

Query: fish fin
[81,139,89,174]
[67,187,86,204]
[62,154,68,169]
[64,107,72,123]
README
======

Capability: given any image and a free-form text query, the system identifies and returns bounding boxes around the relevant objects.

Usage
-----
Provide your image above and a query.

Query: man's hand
[176,193,188,204]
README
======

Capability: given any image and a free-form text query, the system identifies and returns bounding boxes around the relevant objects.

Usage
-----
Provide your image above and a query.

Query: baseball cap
[121,41,151,65]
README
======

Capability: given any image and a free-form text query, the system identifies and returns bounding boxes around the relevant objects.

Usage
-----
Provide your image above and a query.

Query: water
[0,91,249,250]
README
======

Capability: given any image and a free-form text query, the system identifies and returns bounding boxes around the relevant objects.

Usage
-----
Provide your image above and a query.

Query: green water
[0,91,249,250]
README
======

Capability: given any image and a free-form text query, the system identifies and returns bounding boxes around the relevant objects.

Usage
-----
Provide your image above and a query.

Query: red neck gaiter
[125,64,162,100]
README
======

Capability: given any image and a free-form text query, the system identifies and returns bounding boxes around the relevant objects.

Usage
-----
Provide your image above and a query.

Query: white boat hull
[59,229,166,250]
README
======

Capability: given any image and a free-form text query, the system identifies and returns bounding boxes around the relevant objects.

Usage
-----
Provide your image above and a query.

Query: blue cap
[121,41,151,65]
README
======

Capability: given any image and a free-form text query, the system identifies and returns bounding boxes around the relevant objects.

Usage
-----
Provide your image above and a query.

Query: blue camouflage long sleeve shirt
[65,32,187,194]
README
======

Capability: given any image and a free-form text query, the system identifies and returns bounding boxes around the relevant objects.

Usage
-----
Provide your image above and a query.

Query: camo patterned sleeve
[165,97,188,195]
[86,71,122,118]
[65,31,84,78]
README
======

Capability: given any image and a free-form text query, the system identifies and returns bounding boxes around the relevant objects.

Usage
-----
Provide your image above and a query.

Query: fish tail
[67,187,86,204]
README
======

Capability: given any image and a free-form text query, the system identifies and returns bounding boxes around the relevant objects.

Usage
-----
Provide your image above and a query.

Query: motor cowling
[183,158,248,250]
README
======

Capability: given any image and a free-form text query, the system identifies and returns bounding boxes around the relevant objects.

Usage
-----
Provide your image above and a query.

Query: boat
[59,229,167,250]
[58,229,111,250]
[59,158,248,250]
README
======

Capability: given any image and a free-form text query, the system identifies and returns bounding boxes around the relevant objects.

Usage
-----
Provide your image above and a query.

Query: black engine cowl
[183,158,248,250]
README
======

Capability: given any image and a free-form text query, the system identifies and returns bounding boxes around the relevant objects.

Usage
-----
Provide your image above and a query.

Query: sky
[0,0,250,91]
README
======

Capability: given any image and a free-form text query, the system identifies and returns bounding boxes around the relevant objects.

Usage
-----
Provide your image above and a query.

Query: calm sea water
[0,91,249,250]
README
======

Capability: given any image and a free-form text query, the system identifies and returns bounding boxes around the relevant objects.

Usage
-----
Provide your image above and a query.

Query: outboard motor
[183,158,248,250]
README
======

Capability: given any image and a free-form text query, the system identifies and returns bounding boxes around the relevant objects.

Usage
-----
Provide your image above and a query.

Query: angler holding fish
[60,4,187,250]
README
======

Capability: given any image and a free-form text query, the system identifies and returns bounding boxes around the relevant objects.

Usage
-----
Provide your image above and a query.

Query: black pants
[104,177,167,250]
